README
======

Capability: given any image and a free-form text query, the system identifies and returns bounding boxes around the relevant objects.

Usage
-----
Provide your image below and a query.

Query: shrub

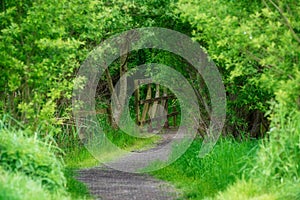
[0,167,69,200]
[214,110,300,200]
[251,110,300,185]
[0,123,67,194]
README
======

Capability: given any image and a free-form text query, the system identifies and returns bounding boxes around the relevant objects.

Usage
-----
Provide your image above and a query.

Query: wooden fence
[134,79,179,131]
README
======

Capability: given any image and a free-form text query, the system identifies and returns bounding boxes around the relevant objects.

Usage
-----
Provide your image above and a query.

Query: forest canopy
[0,0,299,199]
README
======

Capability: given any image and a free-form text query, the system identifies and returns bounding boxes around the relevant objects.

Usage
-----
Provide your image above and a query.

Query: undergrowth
[63,115,161,168]
[0,116,71,200]
[151,137,259,199]
[0,115,93,200]
[212,110,300,200]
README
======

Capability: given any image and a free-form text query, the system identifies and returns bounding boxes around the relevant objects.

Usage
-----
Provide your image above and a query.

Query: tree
[176,0,300,136]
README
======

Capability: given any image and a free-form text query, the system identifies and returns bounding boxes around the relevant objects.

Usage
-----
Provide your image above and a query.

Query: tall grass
[0,167,69,200]
[63,114,161,168]
[0,115,72,199]
[212,110,300,200]
[151,137,258,199]
[0,128,66,192]
[250,110,300,185]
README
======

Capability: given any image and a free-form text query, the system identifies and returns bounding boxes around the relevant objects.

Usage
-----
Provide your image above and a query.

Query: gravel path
[76,166,179,200]
[76,131,183,200]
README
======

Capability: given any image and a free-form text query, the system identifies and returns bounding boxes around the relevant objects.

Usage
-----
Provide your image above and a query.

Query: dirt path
[76,131,182,200]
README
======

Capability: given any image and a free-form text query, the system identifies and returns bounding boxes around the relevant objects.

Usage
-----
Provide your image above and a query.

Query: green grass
[213,110,300,200]
[64,147,100,169]
[0,117,71,200]
[64,128,161,168]
[0,168,70,200]
[63,127,162,199]
[0,128,67,192]
[64,168,93,200]
[207,179,277,200]
[150,137,259,199]
[209,178,300,200]
[164,110,300,200]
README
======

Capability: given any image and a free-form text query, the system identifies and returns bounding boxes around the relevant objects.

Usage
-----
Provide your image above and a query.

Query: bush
[214,110,300,200]
[251,110,300,185]
[0,167,69,200]
[0,118,70,198]
[248,110,300,199]
[0,128,66,192]
[176,0,300,136]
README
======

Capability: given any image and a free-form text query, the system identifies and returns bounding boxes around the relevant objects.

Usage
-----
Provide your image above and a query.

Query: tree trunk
[104,34,130,129]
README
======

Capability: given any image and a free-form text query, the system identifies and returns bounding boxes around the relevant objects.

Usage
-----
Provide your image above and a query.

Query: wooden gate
[134,79,179,131]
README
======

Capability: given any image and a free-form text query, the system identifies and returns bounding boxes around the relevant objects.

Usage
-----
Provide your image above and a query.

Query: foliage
[0,123,67,193]
[0,0,183,133]
[176,0,300,135]
[151,138,258,199]
[0,167,70,200]
[0,0,83,134]
[1,0,300,199]
[0,117,71,199]
[175,0,300,198]
[251,110,300,184]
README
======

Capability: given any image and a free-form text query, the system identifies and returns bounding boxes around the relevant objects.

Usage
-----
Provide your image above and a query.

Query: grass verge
[64,129,161,168]
[63,128,162,199]
[64,167,93,200]
[150,137,259,199]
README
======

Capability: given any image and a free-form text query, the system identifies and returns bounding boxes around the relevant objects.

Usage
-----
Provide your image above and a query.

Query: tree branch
[268,0,300,44]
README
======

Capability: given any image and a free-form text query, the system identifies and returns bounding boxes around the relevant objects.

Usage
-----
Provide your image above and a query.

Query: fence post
[134,80,140,125]
[141,84,152,126]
